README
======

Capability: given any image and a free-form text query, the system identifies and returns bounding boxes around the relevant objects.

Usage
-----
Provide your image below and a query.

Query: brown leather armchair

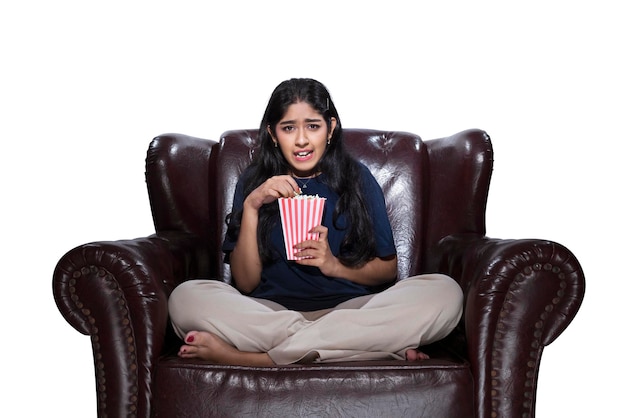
[53,128,585,418]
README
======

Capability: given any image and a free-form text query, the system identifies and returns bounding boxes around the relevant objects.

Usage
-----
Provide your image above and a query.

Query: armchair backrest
[146,129,493,282]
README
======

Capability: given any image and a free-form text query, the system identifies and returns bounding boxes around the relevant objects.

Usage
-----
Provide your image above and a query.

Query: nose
[295,128,309,146]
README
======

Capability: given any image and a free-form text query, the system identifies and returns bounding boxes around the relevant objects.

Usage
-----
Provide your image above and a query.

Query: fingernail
[186,335,195,343]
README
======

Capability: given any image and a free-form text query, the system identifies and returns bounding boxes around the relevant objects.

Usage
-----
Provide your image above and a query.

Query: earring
[274,141,278,148]
[327,138,331,145]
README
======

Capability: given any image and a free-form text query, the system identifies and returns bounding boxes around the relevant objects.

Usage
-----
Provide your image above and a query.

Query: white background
[1,1,623,416]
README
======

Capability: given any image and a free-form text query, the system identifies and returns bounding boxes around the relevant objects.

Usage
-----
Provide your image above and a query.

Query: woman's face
[269,101,336,178]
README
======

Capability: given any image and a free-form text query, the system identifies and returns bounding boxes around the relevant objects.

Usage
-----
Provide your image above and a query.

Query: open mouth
[294,150,313,161]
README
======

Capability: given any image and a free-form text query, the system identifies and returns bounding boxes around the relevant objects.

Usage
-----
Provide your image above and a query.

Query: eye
[307,124,321,130]
[281,125,295,133]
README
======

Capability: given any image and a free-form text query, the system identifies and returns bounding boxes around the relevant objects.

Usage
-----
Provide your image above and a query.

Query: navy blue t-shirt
[222,163,396,311]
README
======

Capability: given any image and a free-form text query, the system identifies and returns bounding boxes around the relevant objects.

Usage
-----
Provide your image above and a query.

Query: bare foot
[406,348,429,361]
[178,331,275,367]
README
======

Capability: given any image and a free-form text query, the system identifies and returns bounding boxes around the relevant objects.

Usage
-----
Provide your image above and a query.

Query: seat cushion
[153,349,473,418]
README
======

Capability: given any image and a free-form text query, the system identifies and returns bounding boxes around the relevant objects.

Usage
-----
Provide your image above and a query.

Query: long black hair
[227,78,376,267]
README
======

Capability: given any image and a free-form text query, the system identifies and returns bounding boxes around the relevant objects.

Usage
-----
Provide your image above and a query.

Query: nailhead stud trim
[489,262,567,417]
[69,265,139,417]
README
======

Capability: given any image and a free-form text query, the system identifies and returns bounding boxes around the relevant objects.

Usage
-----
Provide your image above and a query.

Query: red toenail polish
[186,335,195,343]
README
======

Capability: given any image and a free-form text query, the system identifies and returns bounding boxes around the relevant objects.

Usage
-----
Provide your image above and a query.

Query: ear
[267,125,278,145]
[328,117,337,140]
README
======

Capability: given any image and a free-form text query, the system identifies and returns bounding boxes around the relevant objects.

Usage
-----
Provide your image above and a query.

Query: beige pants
[168,274,463,365]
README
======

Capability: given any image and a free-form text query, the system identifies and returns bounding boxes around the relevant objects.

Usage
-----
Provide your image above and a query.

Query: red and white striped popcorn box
[278,195,326,260]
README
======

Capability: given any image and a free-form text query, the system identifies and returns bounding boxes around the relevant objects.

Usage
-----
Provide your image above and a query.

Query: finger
[269,182,295,198]
[277,187,293,198]
[275,176,300,197]
[308,226,328,242]
[294,250,315,262]
[310,225,327,234]
[294,240,314,250]
[285,177,301,195]
[295,256,315,265]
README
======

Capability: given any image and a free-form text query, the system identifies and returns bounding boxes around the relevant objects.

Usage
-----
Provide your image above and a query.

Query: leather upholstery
[53,129,585,417]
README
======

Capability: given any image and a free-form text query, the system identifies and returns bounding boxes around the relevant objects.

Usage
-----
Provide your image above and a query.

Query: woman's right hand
[232,175,299,292]
[244,175,300,210]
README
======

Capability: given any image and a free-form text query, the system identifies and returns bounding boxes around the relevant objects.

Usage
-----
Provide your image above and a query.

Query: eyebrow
[279,118,323,125]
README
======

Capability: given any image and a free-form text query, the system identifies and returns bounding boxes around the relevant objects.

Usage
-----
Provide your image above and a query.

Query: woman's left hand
[294,226,397,286]
[293,225,340,276]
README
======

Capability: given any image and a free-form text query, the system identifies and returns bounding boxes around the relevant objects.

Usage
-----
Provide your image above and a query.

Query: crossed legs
[168,274,463,366]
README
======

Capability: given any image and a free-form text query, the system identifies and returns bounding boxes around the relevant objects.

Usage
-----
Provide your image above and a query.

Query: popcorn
[292,193,322,199]
[278,195,326,260]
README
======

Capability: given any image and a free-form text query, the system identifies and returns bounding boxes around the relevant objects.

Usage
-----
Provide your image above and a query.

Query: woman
[168,78,463,366]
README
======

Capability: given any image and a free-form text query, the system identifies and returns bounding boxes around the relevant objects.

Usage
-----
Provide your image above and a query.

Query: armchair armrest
[52,233,198,418]
[436,234,585,418]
